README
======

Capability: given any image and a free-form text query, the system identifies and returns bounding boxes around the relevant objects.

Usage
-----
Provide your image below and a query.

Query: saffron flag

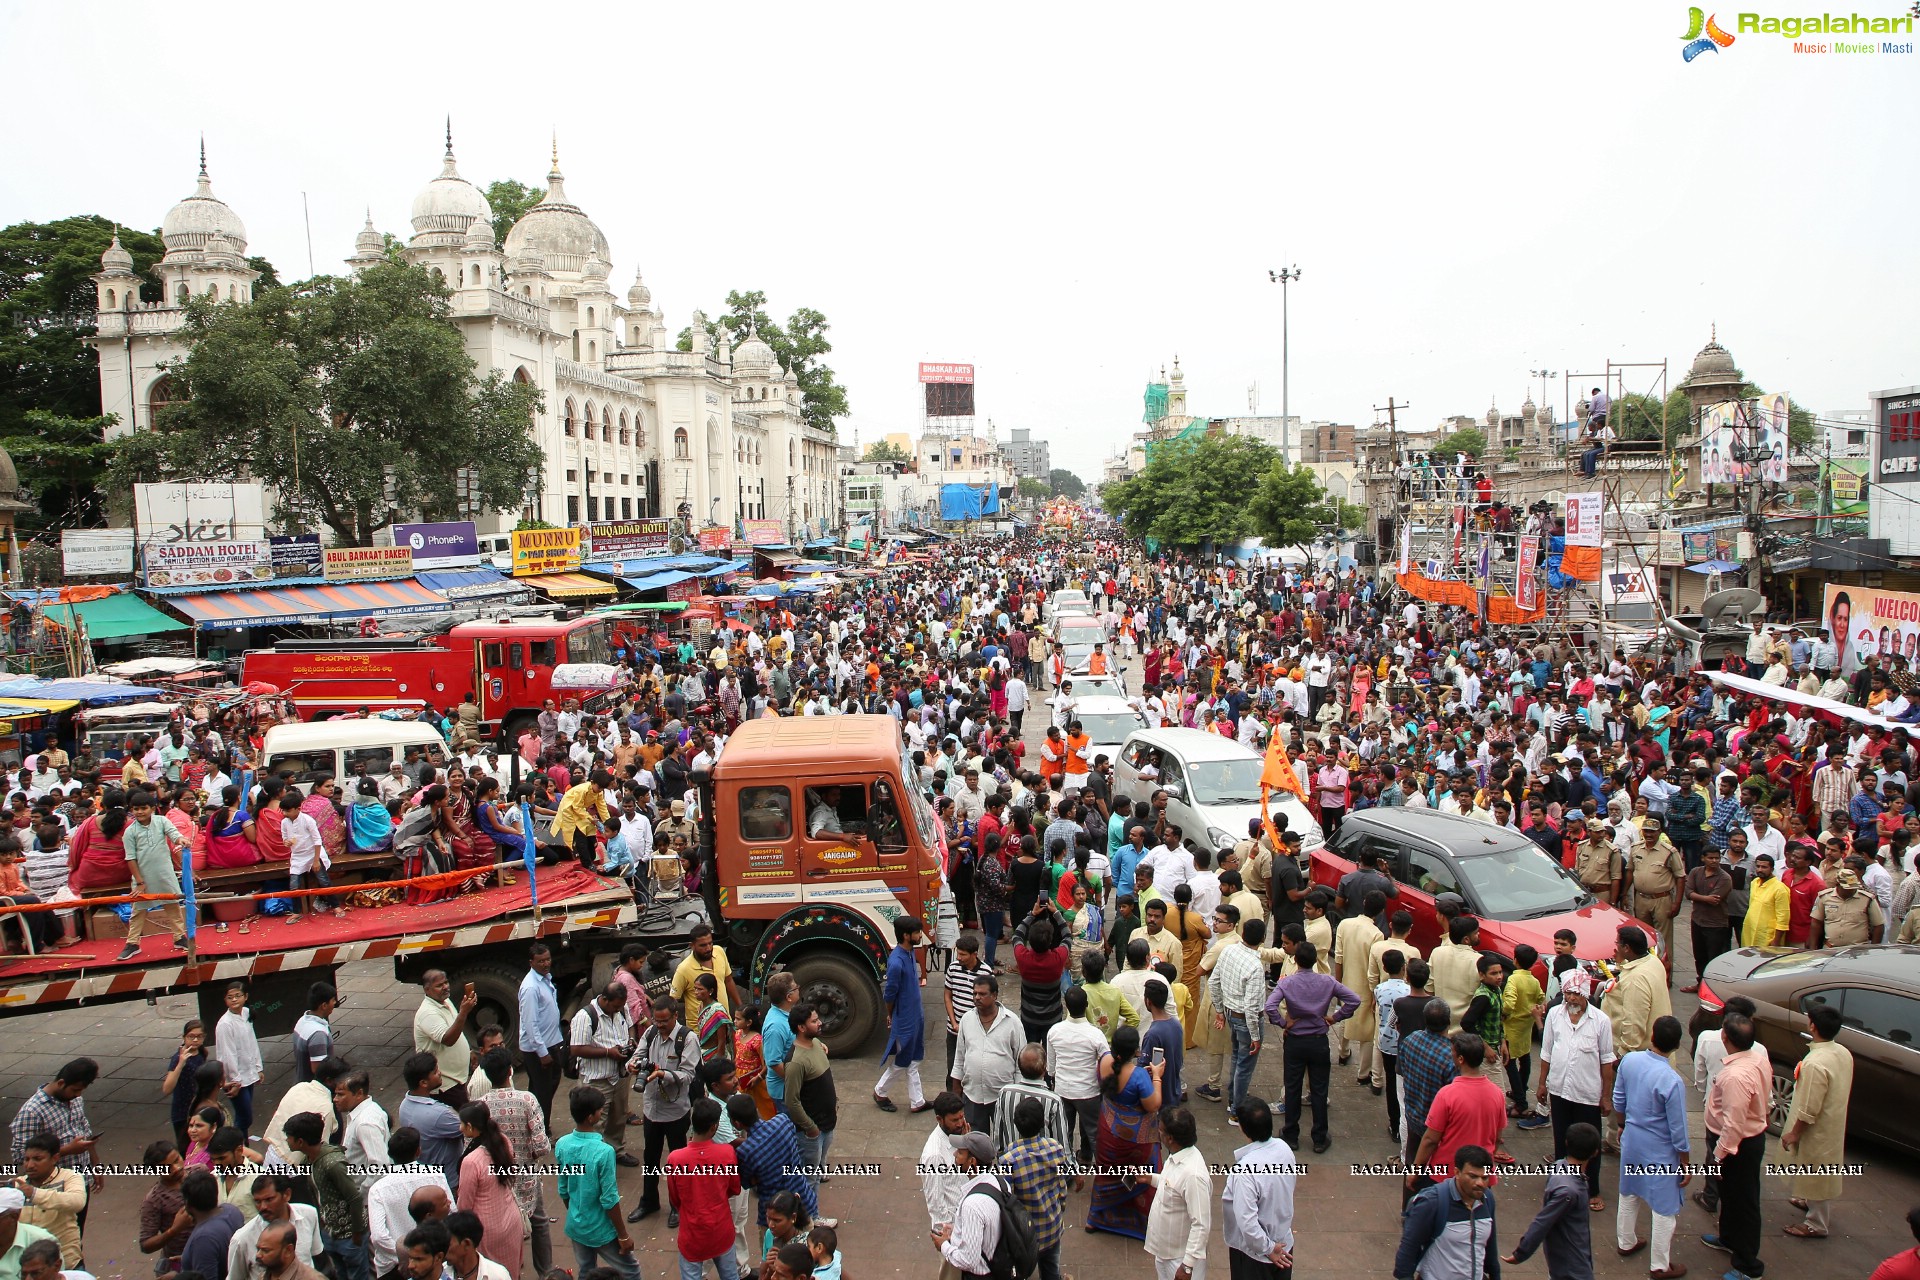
[1259,729,1305,850]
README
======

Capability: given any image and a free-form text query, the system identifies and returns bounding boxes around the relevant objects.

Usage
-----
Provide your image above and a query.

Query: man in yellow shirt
[668,921,743,1025]
[554,770,612,864]
[1742,853,1790,948]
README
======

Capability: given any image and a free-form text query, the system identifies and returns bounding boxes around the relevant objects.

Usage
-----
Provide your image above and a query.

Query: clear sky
[4,2,1911,485]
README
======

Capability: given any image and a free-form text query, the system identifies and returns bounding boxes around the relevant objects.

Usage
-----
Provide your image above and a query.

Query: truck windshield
[566,621,612,666]
[899,742,939,850]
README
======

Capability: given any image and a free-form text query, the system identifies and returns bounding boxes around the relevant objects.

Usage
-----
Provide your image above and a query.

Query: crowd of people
[4,534,1920,1280]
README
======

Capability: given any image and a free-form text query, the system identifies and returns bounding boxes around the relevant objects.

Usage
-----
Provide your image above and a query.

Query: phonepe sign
[392,521,480,568]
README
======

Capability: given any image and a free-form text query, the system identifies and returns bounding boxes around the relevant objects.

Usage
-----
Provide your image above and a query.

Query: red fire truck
[240,616,616,744]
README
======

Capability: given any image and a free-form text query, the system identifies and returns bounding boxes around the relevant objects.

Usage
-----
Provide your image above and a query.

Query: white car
[1060,695,1149,770]
[1111,726,1324,856]
[1048,588,1090,620]
[1054,673,1127,702]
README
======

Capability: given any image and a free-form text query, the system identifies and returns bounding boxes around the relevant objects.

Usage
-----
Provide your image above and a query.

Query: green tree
[863,439,910,463]
[0,215,170,525]
[483,179,542,247]
[0,411,118,528]
[1248,461,1355,546]
[1102,434,1277,548]
[678,290,850,435]
[1615,392,1670,442]
[1435,426,1486,463]
[1016,477,1051,503]
[1047,468,1086,499]
[104,261,544,546]
[247,256,281,291]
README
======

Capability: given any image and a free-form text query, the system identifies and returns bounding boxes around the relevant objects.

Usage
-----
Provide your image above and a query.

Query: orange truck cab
[697,714,943,1049]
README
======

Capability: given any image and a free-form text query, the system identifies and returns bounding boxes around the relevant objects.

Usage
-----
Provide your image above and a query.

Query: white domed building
[89,133,845,542]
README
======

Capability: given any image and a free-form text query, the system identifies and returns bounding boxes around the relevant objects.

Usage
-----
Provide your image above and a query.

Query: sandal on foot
[1783,1223,1827,1239]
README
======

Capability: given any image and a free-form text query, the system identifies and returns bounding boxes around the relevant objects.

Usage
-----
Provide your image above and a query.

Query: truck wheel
[785,952,881,1057]
[499,714,535,751]
[447,963,525,1049]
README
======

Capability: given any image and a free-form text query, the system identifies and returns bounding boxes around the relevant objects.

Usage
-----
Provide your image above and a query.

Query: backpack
[966,1176,1038,1280]
[560,1002,601,1080]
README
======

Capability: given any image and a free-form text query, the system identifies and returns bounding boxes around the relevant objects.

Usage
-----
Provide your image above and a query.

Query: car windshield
[1186,756,1265,805]
[1453,845,1592,919]
[1071,677,1125,698]
[1077,712,1143,745]
[1059,624,1103,646]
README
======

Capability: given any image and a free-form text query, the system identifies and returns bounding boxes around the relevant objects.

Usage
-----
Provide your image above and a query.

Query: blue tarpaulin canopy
[0,677,166,705]
[939,483,1000,520]
[1687,560,1744,574]
[622,570,699,592]
[414,566,524,600]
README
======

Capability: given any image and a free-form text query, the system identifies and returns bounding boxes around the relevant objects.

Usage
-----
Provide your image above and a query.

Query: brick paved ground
[9,649,1918,1277]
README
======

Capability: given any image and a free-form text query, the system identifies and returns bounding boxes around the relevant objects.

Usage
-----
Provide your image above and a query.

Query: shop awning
[0,677,166,706]
[47,594,188,640]
[165,579,451,630]
[524,571,617,599]
[414,566,525,600]
[622,570,698,592]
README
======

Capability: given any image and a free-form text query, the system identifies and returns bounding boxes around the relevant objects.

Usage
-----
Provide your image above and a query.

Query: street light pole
[1269,266,1302,452]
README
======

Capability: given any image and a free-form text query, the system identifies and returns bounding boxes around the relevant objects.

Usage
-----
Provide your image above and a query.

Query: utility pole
[1373,398,1408,465]
[1269,266,1302,444]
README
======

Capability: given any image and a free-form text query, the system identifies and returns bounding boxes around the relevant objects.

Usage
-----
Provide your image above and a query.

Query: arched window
[563,399,576,437]
[431,268,443,285]
[471,265,481,285]
[674,427,690,459]
[105,289,116,309]
[204,282,216,296]
[588,340,596,361]
[618,412,629,445]
[147,375,183,425]
[583,401,597,440]
[175,283,189,305]
[227,284,236,300]
[790,441,796,467]
[587,306,595,327]
[602,407,612,440]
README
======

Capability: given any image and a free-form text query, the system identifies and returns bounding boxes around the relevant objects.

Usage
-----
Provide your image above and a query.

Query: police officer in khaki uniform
[656,798,698,851]
[1568,815,1621,902]
[1627,814,1686,965]
[1810,867,1886,947]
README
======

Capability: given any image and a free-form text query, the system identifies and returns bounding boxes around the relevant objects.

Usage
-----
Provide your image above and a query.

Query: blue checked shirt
[1397,1029,1458,1128]
[997,1136,1068,1251]
[8,1086,93,1171]
[1707,796,1749,852]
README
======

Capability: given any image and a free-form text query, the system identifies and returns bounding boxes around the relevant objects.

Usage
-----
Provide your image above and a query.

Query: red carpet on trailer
[0,861,623,980]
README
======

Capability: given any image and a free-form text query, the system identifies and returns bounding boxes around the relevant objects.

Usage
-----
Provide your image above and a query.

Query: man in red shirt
[665,1098,742,1279]
[1407,1032,1509,1197]
[1871,1207,1920,1280]
[1781,845,1826,946]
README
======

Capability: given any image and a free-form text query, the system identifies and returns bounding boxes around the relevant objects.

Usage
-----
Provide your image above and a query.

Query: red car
[1310,808,1655,962]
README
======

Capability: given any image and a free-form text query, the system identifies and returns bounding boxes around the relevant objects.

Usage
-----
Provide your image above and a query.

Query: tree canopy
[678,290,850,435]
[1434,426,1486,463]
[483,179,542,247]
[104,261,544,546]
[1248,461,1355,546]
[863,439,910,463]
[1047,468,1086,499]
[1016,476,1050,503]
[1101,434,1280,547]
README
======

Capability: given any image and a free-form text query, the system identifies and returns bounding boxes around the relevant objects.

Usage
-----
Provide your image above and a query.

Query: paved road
[10,657,1918,1278]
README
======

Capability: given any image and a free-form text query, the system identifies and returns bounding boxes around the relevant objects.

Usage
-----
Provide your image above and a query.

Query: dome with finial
[582,252,610,283]
[733,320,776,376]
[1688,325,1739,381]
[1536,402,1553,427]
[100,231,134,273]
[1486,401,1499,429]
[201,228,241,269]
[1521,395,1536,419]
[626,268,652,310]
[410,122,494,242]
[162,141,248,256]
[464,216,494,252]
[503,138,610,279]
[355,213,384,256]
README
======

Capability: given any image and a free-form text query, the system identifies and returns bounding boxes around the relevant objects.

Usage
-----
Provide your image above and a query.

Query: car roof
[1757,943,1920,982]
[263,720,449,754]
[1122,727,1258,762]
[1345,807,1539,858]
[1070,695,1137,715]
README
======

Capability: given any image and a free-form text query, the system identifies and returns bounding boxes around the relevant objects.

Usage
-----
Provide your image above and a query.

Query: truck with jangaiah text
[0,715,938,1057]
[239,615,617,745]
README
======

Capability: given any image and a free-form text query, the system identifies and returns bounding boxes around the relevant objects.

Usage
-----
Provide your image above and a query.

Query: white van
[261,720,450,795]
[1112,726,1324,855]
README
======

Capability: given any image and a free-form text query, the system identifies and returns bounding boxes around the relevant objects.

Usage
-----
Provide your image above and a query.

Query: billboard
[1823,582,1920,677]
[511,527,582,576]
[918,363,974,384]
[586,519,672,560]
[392,521,480,569]
[269,534,323,578]
[134,483,267,546]
[741,518,785,547]
[1825,457,1868,516]
[1515,535,1539,610]
[322,545,413,582]
[697,526,732,552]
[1561,491,1602,581]
[61,529,135,577]
[142,541,273,588]
[1700,397,1790,486]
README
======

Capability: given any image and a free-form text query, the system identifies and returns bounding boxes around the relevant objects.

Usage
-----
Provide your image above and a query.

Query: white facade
[90,138,842,540]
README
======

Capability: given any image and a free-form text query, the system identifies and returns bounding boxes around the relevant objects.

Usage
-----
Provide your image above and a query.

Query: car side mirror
[1161,782,1183,800]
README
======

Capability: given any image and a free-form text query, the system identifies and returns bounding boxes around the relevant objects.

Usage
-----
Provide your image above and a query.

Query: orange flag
[1259,727,1306,849]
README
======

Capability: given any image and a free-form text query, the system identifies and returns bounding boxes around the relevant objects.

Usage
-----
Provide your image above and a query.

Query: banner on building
[141,540,273,588]
[1681,530,1717,563]
[1398,520,1412,575]
[1824,582,1920,677]
[1823,457,1869,537]
[322,545,413,582]
[1516,535,1539,611]
[1602,566,1659,607]
[586,519,672,560]
[511,527,583,577]
[61,529,135,577]
[392,521,480,569]
[269,534,323,578]
[697,526,732,552]
[134,482,269,548]
[1700,397,1791,487]
[1651,529,1684,565]
[1561,491,1603,580]
[741,519,785,547]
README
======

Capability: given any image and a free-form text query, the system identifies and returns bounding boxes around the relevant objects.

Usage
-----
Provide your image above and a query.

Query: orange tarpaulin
[1559,545,1602,581]
[1396,568,1546,624]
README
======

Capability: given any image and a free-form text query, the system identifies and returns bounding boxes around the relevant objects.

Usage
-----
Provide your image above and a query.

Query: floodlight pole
[1270,266,1302,450]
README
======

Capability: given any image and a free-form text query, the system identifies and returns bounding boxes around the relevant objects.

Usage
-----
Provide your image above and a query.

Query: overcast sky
[5,2,1911,484]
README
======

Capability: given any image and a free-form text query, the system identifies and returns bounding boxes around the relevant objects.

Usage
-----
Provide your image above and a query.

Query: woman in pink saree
[203,785,260,869]
[300,776,348,866]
